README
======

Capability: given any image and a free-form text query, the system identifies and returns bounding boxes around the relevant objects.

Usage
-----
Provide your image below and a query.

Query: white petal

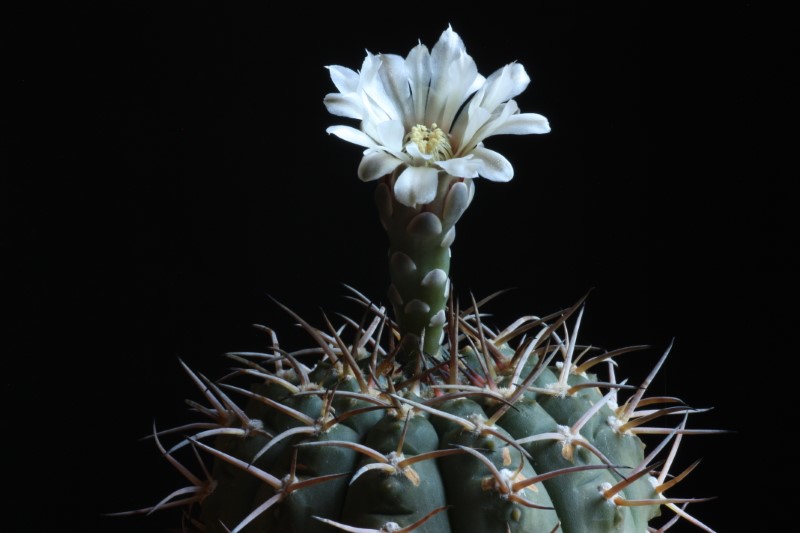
[491,113,551,135]
[376,120,405,152]
[480,63,531,111]
[323,93,363,120]
[428,27,481,131]
[355,54,392,124]
[378,54,413,128]
[357,151,403,182]
[451,82,487,143]
[430,26,467,78]
[443,53,482,129]
[406,43,431,124]
[451,106,491,154]
[459,100,519,152]
[436,155,481,179]
[472,146,514,182]
[326,65,360,93]
[468,73,486,96]
[360,119,381,145]
[405,142,434,162]
[326,125,376,148]
[360,52,402,122]
[394,166,439,207]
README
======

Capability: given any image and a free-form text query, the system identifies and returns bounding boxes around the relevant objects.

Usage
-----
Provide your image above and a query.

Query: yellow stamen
[407,123,452,161]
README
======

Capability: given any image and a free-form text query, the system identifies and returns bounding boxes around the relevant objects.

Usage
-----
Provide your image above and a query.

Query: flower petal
[394,166,440,207]
[406,43,431,124]
[452,106,491,154]
[491,113,551,135]
[378,54,414,128]
[358,151,403,182]
[457,100,519,152]
[452,84,527,152]
[427,26,482,131]
[472,146,514,182]
[376,120,405,152]
[326,125,376,148]
[405,142,434,162]
[469,73,486,96]
[436,155,481,179]
[429,26,467,86]
[326,65,360,93]
[359,52,402,122]
[323,93,363,120]
[480,63,530,111]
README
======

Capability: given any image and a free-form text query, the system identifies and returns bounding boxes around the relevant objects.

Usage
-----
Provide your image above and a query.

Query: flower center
[407,123,452,161]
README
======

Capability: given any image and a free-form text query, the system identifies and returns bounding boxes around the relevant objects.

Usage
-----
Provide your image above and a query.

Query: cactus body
[136,291,713,533]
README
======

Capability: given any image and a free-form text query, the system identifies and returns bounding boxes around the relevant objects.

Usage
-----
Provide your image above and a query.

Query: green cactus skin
[339,414,451,532]
[125,287,718,533]
[377,175,473,364]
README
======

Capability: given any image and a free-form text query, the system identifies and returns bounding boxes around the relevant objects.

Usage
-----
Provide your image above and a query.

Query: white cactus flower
[324,26,550,208]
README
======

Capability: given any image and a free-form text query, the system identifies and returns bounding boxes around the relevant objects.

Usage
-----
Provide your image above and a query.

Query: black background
[7,4,791,532]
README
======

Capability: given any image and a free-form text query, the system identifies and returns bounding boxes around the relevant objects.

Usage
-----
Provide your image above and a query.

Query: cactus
[118,26,720,533]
